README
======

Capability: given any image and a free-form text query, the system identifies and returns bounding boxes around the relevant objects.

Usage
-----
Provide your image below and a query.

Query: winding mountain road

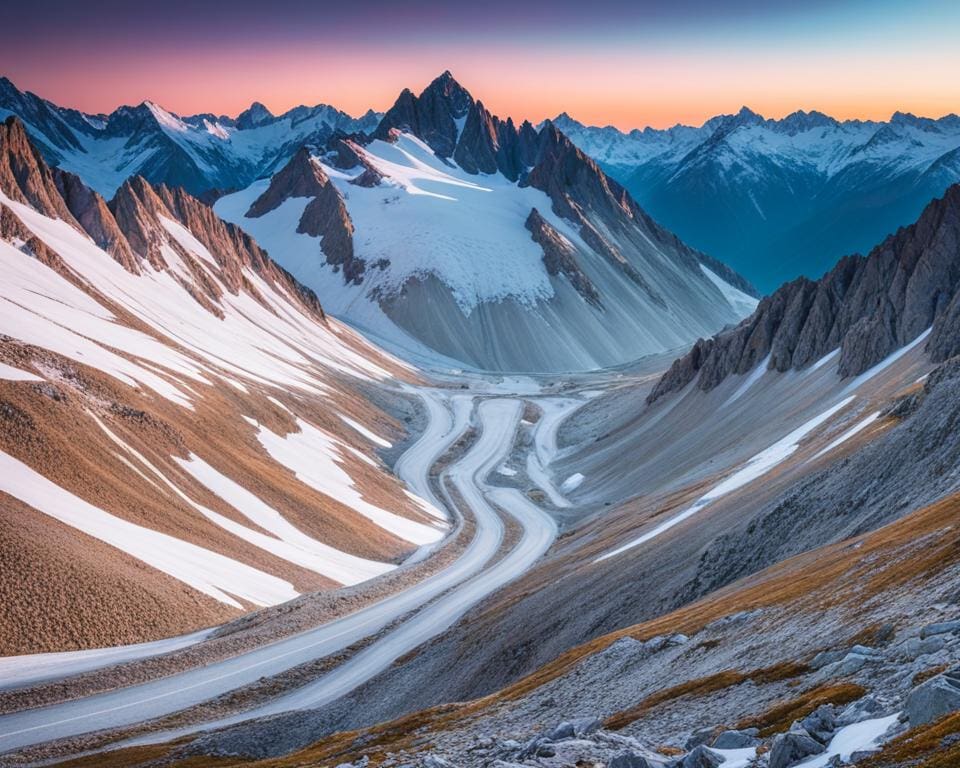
[0,389,565,755]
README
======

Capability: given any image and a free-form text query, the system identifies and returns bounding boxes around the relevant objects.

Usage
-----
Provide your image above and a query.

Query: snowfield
[216,131,755,372]
[256,418,446,545]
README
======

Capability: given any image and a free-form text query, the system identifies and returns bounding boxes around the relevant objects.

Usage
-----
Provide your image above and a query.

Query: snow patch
[596,396,856,562]
[0,449,297,608]
[0,361,42,382]
[724,353,772,406]
[700,265,759,317]
[340,415,392,448]
[175,455,396,585]
[256,418,445,545]
[812,411,882,460]
[794,713,899,767]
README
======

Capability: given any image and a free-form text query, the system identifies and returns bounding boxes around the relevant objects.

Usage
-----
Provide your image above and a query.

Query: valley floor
[1,336,958,768]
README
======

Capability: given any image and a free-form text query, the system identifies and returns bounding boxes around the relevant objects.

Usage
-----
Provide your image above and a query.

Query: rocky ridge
[649,184,960,404]
[246,146,361,284]
[1,115,325,321]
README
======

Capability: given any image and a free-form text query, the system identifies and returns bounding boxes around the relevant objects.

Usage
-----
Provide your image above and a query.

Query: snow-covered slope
[216,73,757,373]
[0,76,381,197]
[0,117,442,652]
[554,109,960,292]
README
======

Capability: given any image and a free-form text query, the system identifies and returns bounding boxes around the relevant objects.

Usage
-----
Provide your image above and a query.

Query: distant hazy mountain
[215,72,758,373]
[0,76,381,197]
[554,108,960,292]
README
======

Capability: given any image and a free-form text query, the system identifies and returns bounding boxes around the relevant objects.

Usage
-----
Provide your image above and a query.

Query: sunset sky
[2,0,958,130]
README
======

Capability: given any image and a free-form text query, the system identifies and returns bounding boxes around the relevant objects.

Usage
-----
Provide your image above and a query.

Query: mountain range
[555,107,960,292]
[214,72,758,372]
[0,76,381,198]
[3,68,960,768]
[1,72,758,373]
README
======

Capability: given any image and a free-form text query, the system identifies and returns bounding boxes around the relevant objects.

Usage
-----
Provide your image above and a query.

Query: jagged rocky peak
[1,116,138,271]
[109,175,176,270]
[236,101,275,130]
[776,109,840,134]
[53,168,138,272]
[246,145,361,284]
[0,116,78,223]
[525,121,631,224]
[246,146,331,216]
[374,70,474,157]
[648,183,960,404]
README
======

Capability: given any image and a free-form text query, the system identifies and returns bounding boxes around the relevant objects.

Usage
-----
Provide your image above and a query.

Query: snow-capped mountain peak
[0,77,384,197]
[554,105,960,291]
[214,73,757,373]
[236,100,275,129]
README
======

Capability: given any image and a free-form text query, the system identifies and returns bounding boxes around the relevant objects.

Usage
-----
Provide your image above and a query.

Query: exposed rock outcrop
[246,147,361,284]
[53,168,138,271]
[1,119,325,322]
[523,123,675,304]
[525,208,600,306]
[649,184,960,403]
[0,116,79,225]
[374,70,472,158]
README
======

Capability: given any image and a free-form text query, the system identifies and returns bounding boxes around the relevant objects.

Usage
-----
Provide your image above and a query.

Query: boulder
[769,729,825,768]
[546,716,602,741]
[906,669,960,725]
[609,753,656,768]
[837,696,885,727]
[711,730,761,749]
[685,726,720,750]
[811,650,848,670]
[678,745,722,768]
[897,635,947,660]
[920,620,960,639]
[799,704,837,743]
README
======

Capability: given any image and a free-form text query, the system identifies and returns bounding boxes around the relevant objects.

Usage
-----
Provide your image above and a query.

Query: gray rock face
[246,147,361,283]
[769,729,825,768]
[906,668,960,725]
[525,208,600,305]
[678,745,722,768]
[649,184,960,404]
[711,730,760,749]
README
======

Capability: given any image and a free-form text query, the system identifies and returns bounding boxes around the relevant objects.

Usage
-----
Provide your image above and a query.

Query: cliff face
[245,146,360,285]
[525,208,600,306]
[649,184,960,403]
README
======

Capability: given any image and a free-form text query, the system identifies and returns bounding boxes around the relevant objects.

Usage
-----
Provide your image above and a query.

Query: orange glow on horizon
[5,43,958,131]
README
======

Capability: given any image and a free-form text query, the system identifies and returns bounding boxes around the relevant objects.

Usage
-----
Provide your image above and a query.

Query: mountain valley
[0,59,959,768]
